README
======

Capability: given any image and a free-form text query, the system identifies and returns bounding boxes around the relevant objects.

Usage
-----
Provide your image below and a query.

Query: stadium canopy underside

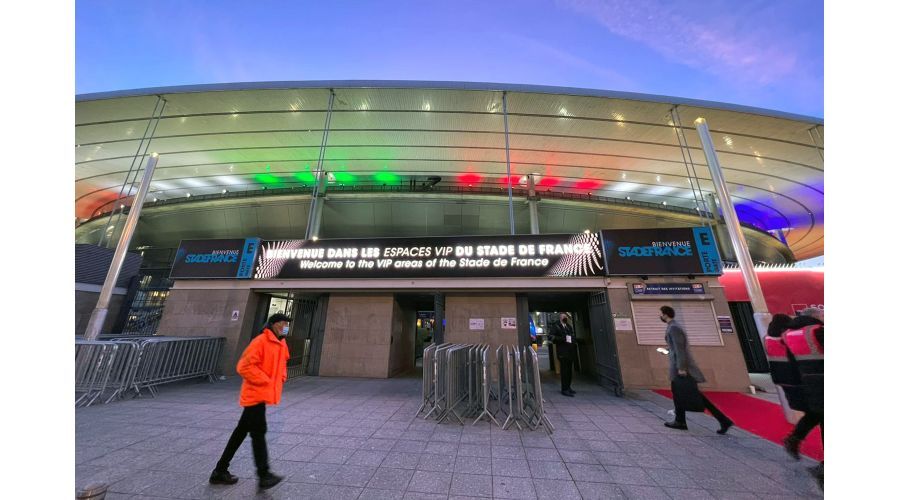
[75,81,824,260]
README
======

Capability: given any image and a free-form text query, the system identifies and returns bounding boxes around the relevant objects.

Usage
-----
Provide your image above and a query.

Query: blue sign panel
[170,238,261,279]
[601,227,723,276]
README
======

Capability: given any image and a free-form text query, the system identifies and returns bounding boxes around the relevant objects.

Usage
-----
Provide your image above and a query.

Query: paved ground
[76,373,823,499]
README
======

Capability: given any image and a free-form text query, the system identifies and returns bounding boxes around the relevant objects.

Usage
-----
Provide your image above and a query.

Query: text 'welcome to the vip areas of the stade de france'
[262,242,596,271]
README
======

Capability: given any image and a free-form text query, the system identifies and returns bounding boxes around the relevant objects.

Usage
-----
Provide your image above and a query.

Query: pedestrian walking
[783,308,824,489]
[660,305,734,434]
[209,313,291,490]
[549,312,577,397]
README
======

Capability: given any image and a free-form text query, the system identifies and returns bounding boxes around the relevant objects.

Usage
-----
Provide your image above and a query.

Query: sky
[76,0,823,117]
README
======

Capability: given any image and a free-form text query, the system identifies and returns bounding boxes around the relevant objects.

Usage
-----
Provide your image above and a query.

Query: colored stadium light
[500,175,521,185]
[458,173,482,184]
[374,171,400,184]
[295,171,316,183]
[255,173,281,185]
[538,176,560,187]
[574,179,602,190]
[332,172,356,184]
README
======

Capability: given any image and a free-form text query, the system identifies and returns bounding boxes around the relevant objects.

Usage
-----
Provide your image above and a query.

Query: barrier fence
[75,336,225,407]
[417,343,554,434]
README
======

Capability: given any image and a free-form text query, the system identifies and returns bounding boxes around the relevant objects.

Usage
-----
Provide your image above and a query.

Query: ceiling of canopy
[75,81,824,259]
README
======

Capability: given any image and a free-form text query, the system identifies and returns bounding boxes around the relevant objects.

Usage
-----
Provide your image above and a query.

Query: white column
[84,153,160,340]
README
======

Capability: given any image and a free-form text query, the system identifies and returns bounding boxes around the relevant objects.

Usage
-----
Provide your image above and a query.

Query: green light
[255,173,281,185]
[333,172,355,183]
[374,171,399,184]
[295,172,316,183]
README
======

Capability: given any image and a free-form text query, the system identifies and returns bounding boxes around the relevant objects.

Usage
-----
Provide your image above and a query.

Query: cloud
[557,0,810,86]
[499,32,637,89]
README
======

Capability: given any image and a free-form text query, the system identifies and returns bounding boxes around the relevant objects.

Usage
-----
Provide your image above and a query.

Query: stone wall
[75,289,128,336]
[608,278,751,392]
[155,288,260,376]
[318,294,394,378]
[444,294,518,346]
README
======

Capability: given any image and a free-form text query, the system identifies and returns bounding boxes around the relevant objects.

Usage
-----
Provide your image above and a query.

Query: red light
[538,177,560,187]
[459,173,482,184]
[575,179,603,190]
[500,175,521,185]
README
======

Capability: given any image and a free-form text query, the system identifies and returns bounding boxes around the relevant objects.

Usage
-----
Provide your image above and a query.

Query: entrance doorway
[525,291,623,396]
[395,293,440,375]
[255,291,328,378]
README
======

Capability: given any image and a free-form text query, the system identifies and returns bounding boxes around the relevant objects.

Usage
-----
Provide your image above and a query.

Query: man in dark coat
[548,313,577,397]
[661,305,734,434]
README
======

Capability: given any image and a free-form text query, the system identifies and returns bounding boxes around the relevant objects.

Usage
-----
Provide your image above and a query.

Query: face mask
[281,325,290,336]
[660,316,667,323]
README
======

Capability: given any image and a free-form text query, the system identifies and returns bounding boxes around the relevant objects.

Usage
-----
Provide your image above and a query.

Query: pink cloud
[558,0,803,85]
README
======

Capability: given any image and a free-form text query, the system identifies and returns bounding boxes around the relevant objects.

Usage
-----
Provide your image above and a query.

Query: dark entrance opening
[395,293,440,375]
[525,291,623,396]
[729,301,770,373]
[254,291,328,378]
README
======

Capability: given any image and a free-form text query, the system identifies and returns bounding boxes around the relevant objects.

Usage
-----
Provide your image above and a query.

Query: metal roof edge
[75,80,824,125]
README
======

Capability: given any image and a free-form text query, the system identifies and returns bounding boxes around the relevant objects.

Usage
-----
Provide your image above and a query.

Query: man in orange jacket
[210,313,291,490]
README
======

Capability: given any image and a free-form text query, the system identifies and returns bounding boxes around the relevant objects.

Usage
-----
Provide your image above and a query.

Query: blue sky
[76,0,823,117]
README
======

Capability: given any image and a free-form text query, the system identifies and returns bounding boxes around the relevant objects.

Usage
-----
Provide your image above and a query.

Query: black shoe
[569,389,577,394]
[209,469,239,485]
[664,421,688,431]
[716,420,734,435]
[783,435,801,460]
[561,390,574,397]
[258,472,283,490]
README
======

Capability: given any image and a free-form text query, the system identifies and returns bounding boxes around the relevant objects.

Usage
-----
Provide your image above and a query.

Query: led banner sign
[254,233,605,279]
[631,283,706,295]
[170,238,261,279]
[601,227,722,276]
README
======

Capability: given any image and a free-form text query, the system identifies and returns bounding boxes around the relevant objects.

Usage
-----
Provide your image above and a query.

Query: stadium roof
[75,81,824,259]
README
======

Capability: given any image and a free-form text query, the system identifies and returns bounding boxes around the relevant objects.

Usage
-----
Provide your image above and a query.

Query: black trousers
[216,403,270,477]
[559,357,573,392]
[790,411,823,442]
[675,393,730,426]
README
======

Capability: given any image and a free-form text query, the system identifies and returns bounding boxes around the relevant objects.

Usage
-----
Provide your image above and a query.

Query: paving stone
[330,464,378,487]
[559,449,600,464]
[457,443,491,458]
[382,452,422,470]
[407,470,453,494]
[532,478,582,500]
[491,458,530,478]
[454,456,492,475]
[618,484,672,499]
[565,463,612,483]
[665,487,718,500]
[528,460,571,480]
[417,453,456,472]
[358,487,399,500]
[575,481,628,500]
[493,476,537,499]
[449,473,492,498]
[367,467,414,490]
[347,450,389,467]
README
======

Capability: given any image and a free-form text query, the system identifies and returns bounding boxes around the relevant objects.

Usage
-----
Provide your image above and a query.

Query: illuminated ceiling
[75,81,824,259]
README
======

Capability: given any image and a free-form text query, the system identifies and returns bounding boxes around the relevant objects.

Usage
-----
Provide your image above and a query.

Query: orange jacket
[237,328,290,407]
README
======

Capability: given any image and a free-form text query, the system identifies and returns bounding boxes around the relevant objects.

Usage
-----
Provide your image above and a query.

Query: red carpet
[653,390,823,461]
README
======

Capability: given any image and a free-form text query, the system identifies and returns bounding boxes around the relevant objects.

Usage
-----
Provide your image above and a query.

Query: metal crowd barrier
[417,343,553,434]
[74,336,225,407]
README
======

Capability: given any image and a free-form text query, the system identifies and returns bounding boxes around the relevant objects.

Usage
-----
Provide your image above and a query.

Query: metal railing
[417,343,553,433]
[74,336,225,407]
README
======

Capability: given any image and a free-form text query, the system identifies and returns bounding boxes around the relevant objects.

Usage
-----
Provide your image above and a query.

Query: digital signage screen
[254,233,606,279]
[601,227,722,276]
[170,238,260,279]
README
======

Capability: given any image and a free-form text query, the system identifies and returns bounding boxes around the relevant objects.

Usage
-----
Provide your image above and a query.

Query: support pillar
[309,171,327,239]
[526,174,540,234]
[85,153,160,340]
[502,92,515,235]
[306,90,335,240]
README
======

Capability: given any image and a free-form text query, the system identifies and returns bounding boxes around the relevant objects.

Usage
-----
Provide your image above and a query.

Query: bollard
[76,483,108,500]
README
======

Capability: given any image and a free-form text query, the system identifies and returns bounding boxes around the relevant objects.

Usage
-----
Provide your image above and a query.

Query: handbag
[671,375,705,412]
